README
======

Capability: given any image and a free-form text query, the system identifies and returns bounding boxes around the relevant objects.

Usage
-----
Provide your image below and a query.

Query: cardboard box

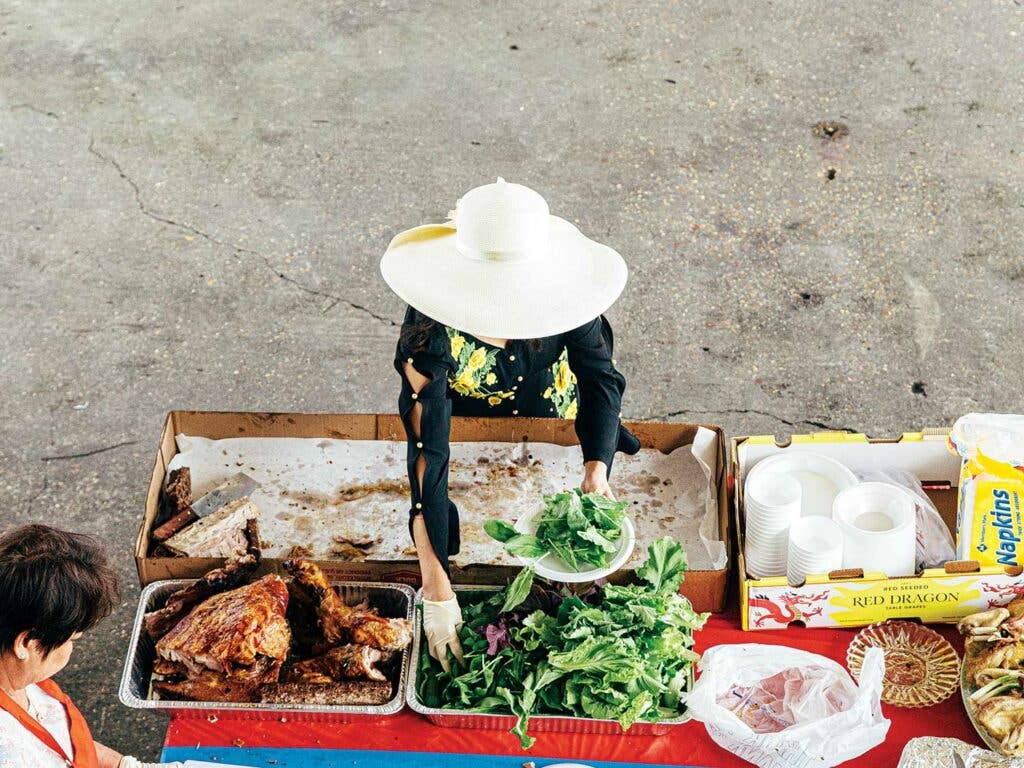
[138,411,731,613]
[734,430,1024,630]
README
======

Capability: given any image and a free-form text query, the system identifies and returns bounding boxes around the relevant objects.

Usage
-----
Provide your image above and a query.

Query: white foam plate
[746,452,858,518]
[513,506,636,583]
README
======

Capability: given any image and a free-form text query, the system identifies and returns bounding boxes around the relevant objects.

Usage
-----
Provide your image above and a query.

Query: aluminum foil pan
[120,578,414,721]
[406,585,691,736]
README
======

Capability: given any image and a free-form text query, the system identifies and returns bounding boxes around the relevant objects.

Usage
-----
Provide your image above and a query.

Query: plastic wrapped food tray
[406,585,691,736]
[120,578,415,721]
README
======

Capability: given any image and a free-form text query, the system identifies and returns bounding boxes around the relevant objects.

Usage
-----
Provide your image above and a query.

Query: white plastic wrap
[854,466,956,571]
[951,413,1024,466]
[684,644,889,768]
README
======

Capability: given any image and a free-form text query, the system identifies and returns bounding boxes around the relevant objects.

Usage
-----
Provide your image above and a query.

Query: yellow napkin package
[956,459,1024,567]
[951,414,1024,568]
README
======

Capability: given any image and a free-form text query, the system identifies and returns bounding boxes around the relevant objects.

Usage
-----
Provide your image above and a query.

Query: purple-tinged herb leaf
[485,620,510,655]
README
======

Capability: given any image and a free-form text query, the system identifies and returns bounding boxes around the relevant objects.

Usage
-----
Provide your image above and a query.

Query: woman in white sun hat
[380,178,640,670]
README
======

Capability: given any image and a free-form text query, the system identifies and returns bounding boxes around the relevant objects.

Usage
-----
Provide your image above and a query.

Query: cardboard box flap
[735,431,961,488]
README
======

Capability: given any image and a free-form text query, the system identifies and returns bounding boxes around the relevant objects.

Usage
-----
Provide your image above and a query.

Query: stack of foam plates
[744,452,858,578]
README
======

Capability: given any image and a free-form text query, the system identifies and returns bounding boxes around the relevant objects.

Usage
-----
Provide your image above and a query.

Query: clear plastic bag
[854,466,956,571]
[951,413,1024,468]
[950,413,1024,567]
[684,644,890,768]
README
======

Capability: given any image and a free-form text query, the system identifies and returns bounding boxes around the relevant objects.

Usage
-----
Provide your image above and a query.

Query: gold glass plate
[847,620,960,708]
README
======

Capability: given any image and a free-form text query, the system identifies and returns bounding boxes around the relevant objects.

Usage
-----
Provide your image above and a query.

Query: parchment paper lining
[167,429,724,571]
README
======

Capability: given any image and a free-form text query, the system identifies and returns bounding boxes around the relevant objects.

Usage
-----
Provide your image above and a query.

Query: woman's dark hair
[400,307,541,354]
[0,524,120,656]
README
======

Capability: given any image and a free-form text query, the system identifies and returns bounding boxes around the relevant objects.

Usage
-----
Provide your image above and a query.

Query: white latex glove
[423,594,464,672]
[119,758,183,768]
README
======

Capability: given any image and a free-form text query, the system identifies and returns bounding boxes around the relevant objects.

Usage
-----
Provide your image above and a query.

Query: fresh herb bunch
[416,538,708,749]
[485,488,629,570]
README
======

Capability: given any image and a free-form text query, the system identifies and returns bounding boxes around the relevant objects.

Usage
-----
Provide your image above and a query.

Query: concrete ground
[1,0,1022,759]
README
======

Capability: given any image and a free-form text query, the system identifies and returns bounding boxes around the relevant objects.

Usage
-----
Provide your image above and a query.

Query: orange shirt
[0,679,100,768]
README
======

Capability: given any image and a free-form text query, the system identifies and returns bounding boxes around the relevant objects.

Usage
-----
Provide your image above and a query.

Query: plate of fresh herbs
[412,537,707,748]
[484,488,636,582]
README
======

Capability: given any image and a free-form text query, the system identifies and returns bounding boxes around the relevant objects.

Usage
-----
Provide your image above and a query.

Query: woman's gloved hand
[581,460,615,499]
[423,594,464,672]
[118,757,184,768]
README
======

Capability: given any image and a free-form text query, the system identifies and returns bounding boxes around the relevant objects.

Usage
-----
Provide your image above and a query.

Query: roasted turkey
[153,574,290,700]
[287,644,392,683]
[144,554,259,640]
[284,559,412,652]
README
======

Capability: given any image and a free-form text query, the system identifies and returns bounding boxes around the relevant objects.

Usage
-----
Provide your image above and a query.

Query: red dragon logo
[981,581,1024,608]
[749,590,831,628]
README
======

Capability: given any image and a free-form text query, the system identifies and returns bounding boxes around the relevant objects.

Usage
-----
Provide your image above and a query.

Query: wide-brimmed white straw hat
[380,178,627,339]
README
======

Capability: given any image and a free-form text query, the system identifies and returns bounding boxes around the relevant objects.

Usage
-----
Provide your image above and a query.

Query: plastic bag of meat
[683,643,889,768]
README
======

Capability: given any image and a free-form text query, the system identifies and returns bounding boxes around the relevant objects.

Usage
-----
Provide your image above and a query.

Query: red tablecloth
[165,614,981,767]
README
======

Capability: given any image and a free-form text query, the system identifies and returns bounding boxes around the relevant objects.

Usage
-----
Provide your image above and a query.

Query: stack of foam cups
[744,472,802,578]
[786,517,844,586]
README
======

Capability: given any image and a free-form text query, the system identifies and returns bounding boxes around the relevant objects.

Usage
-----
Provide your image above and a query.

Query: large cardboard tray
[734,429,1024,630]
[137,411,730,614]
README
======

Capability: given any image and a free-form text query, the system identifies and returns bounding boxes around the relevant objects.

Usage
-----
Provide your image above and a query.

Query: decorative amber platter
[847,620,959,708]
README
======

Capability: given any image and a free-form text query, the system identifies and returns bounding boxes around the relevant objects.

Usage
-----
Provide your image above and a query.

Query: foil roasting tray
[406,585,691,736]
[121,578,414,721]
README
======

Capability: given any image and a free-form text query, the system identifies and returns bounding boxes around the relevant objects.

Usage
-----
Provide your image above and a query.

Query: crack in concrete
[650,408,856,433]
[11,103,59,119]
[41,440,138,462]
[86,137,397,326]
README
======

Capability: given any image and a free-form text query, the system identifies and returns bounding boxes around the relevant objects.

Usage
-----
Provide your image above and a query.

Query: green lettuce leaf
[576,527,617,553]
[636,537,689,593]
[503,534,546,559]
[500,567,535,613]
[484,519,519,543]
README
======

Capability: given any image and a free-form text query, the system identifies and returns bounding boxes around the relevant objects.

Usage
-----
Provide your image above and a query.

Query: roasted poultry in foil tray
[143,557,412,706]
[959,598,1024,756]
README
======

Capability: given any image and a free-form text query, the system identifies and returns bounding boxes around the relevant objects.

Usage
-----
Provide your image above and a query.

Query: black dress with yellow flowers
[393,305,641,569]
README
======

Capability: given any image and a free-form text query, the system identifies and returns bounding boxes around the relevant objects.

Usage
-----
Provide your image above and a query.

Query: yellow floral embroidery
[544,347,578,418]
[445,326,516,405]
[450,334,465,359]
[454,369,477,394]
[468,347,487,371]
[554,358,572,394]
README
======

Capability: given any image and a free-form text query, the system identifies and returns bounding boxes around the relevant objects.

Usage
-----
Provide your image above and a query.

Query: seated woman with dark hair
[0,524,181,768]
